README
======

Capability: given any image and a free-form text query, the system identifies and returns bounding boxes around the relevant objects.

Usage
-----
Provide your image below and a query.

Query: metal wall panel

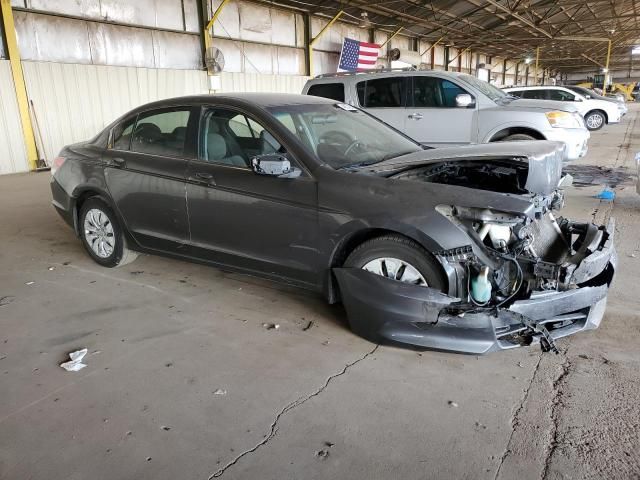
[183,0,199,33]
[212,38,243,72]
[0,61,29,174]
[219,71,309,94]
[25,0,101,17]
[211,0,240,38]
[14,10,200,69]
[152,31,202,69]
[21,61,208,162]
[89,22,155,68]
[14,11,92,64]
[99,0,184,30]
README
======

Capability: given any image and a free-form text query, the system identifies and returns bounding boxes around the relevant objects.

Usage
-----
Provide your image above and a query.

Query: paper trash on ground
[60,348,89,372]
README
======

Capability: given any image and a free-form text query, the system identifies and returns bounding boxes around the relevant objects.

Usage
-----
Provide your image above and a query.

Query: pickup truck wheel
[499,133,536,141]
[584,110,605,130]
[344,235,446,290]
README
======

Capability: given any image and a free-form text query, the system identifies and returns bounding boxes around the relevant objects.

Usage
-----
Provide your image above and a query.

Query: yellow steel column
[420,36,444,56]
[204,0,231,51]
[379,27,402,49]
[308,10,344,77]
[1,0,38,170]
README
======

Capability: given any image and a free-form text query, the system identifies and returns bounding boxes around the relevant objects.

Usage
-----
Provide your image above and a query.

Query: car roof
[505,86,567,90]
[307,69,470,83]
[128,92,337,112]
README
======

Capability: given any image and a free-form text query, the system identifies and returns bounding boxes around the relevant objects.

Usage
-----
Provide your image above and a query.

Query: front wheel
[499,133,536,141]
[79,198,137,268]
[344,235,446,291]
[584,110,605,130]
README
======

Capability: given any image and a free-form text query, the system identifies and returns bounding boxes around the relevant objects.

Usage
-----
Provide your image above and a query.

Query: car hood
[359,140,565,196]
[501,97,580,113]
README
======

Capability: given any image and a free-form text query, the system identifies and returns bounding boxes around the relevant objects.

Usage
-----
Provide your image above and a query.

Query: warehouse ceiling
[271,0,640,72]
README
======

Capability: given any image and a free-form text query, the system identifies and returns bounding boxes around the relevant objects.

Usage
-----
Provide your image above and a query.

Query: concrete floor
[1,108,639,480]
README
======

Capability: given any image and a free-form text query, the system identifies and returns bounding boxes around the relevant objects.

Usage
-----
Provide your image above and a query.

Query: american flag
[338,38,380,72]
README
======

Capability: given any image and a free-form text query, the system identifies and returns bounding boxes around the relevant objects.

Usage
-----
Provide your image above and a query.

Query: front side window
[200,109,283,167]
[267,103,421,170]
[507,90,524,98]
[548,89,576,101]
[307,83,345,102]
[413,77,471,107]
[356,77,406,108]
[130,108,191,157]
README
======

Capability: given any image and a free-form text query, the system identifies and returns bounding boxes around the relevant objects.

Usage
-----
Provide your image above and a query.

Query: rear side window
[548,89,576,101]
[522,90,547,100]
[131,108,191,157]
[356,77,406,108]
[110,117,136,150]
[307,83,345,102]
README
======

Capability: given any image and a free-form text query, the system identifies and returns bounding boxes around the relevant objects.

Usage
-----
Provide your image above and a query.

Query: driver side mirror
[455,93,475,108]
[251,154,301,178]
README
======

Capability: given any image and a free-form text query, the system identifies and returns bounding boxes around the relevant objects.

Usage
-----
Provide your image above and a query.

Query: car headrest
[172,126,187,141]
[134,123,162,143]
[207,133,227,161]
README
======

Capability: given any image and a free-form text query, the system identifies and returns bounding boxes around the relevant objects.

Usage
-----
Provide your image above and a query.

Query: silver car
[303,70,589,161]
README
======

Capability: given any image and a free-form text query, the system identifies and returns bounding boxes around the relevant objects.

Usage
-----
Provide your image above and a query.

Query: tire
[499,133,536,141]
[344,235,446,291]
[79,198,137,268]
[584,110,605,130]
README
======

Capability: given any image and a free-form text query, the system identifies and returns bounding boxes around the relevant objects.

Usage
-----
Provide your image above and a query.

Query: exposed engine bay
[388,158,615,353]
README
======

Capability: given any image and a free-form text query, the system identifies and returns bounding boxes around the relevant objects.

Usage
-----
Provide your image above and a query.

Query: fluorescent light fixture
[525,57,532,64]
[632,46,640,55]
[602,68,609,73]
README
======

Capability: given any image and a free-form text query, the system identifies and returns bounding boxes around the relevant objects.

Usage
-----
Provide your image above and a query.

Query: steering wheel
[319,130,361,156]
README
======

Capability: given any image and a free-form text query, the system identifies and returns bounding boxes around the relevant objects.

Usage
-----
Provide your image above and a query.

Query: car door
[103,106,197,251]
[403,75,476,145]
[355,76,408,132]
[185,107,319,286]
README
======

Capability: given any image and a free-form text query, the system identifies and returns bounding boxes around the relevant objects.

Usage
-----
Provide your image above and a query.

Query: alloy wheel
[362,257,428,286]
[586,113,604,129]
[84,208,115,258]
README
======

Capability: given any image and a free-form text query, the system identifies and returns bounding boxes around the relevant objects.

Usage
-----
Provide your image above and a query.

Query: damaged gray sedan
[50,94,616,354]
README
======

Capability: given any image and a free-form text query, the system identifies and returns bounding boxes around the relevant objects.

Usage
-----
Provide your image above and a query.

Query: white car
[504,86,621,131]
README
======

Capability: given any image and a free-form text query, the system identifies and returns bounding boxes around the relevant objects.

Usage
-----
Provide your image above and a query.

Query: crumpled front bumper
[334,219,616,354]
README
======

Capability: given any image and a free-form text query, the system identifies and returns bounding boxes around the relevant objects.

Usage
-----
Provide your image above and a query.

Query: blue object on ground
[595,188,615,200]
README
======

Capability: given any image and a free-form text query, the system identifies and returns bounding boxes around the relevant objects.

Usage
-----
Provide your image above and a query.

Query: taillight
[51,156,66,176]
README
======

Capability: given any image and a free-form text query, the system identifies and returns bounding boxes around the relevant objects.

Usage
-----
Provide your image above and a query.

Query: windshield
[266,103,422,169]
[457,74,508,102]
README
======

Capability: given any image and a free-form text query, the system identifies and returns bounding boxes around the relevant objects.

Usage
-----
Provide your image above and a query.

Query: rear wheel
[344,235,446,291]
[499,133,536,141]
[584,110,605,130]
[79,198,137,268]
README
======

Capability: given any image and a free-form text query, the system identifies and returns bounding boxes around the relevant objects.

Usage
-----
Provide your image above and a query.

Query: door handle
[195,172,213,180]
[408,113,423,120]
[112,157,126,167]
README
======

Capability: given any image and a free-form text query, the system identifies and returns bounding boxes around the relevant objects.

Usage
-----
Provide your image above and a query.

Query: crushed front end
[335,214,615,354]
[334,145,616,354]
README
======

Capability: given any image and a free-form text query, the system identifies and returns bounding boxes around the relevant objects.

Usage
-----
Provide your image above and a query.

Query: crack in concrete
[208,345,379,479]
[493,352,544,480]
[541,352,572,480]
